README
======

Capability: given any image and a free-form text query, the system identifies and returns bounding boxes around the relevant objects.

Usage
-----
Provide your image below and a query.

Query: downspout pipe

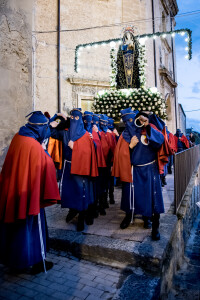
[151,0,157,87]
[170,14,178,130]
[57,0,61,112]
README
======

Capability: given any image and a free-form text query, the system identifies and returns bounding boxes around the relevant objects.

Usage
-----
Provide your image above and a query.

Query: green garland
[92,88,167,121]
[74,28,192,72]
[110,47,117,88]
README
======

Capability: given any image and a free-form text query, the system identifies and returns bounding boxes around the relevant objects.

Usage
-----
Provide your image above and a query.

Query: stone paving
[46,173,174,243]
[0,173,176,300]
[0,249,123,300]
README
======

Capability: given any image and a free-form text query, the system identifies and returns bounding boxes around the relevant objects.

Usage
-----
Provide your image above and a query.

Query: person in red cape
[174,129,189,153]
[112,108,167,240]
[50,108,98,232]
[99,114,117,213]
[0,111,60,273]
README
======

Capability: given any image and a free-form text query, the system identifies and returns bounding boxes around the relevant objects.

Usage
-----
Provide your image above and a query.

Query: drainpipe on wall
[151,0,157,87]
[57,0,61,112]
[170,13,178,130]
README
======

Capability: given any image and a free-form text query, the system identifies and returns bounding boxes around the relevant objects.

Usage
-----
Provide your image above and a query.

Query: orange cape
[112,135,132,183]
[0,134,60,223]
[48,137,63,169]
[71,132,98,177]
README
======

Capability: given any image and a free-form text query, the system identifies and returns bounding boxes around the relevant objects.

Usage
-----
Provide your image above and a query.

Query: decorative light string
[74,28,192,72]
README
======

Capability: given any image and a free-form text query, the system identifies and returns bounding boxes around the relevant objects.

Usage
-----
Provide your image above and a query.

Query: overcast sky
[175,0,200,131]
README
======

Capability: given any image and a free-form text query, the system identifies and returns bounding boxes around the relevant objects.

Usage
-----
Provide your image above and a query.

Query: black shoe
[66,209,78,223]
[31,260,53,275]
[85,215,94,226]
[103,193,109,208]
[109,195,115,204]
[143,217,152,229]
[77,212,85,232]
[99,208,106,216]
[151,213,160,240]
[152,229,160,240]
[120,214,132,229]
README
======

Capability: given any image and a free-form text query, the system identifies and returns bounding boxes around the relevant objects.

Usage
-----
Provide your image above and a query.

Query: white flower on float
[185,55,189,59]
[139,38,146,45]
[98,90,105,96]
[94,44,98,48]
[150,87,158,93]
[155,111,158,114]
[185,47,188,51]
[110,41,116,48]
[86,45,91,49]
[148,107,151,110]
[153,35,157,39]
[185,38,188,42]
[158,100,161,104]
[102,43,106,47]
[180,31,185,36]
[162,34,166,38]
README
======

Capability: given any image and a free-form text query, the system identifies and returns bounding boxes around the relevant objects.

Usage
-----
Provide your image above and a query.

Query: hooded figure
[112,108,165,240]
[83,111,93,134]
[50,108,98,232]
[0,111,60,273]
[174,129,189,152]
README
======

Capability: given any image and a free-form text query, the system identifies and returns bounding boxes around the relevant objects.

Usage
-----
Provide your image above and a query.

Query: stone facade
[0,0,179,168]
[178,103,186,134]
[33,0,178,132]
[0,0,33,169]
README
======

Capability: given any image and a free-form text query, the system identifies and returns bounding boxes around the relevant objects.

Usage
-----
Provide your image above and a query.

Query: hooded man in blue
[113,108,165,240]
[0,111,60,273]
[50,108,98,232]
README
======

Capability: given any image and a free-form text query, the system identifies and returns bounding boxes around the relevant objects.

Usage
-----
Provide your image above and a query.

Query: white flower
[158,100,161,104]
[148,98,151,100]
[113,114,115,117]
[126,100,129,103]
[152,106,155,109]
[148,106,151,110]
[141,103,143,106]
[155,111,158,114]
[137,100,140,103]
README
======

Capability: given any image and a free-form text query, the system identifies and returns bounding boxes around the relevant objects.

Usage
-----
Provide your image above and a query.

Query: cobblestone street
[0,249,123,300]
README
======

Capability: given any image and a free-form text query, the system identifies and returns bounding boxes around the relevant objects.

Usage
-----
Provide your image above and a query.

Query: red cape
[92,130,106,168]
[112,135,132,183]
[100,131,116,163]
[174,134,189,151]
[0,134,60,223]
[71,132,98,177]
[150,124,171,174]
[168,132,177,153]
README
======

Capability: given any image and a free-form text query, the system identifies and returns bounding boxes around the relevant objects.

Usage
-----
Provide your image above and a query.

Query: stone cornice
[159,67,178,88]
[160,0,178,17]
[66,77,110,88]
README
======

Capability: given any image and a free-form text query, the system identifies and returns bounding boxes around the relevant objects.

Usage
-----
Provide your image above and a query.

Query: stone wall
[33,0,178,134]
[160,163,200,298]
[0,0,33,169]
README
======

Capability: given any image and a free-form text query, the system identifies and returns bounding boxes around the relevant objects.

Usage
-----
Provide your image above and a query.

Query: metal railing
[174,144,200,214]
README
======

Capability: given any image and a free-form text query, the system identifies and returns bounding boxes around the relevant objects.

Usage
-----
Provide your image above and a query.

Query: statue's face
[124,32,134,44]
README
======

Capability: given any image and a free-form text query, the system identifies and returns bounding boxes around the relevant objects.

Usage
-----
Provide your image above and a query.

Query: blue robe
[51,128,94,211]
[121,126,164,217]
[0,209,47,269]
